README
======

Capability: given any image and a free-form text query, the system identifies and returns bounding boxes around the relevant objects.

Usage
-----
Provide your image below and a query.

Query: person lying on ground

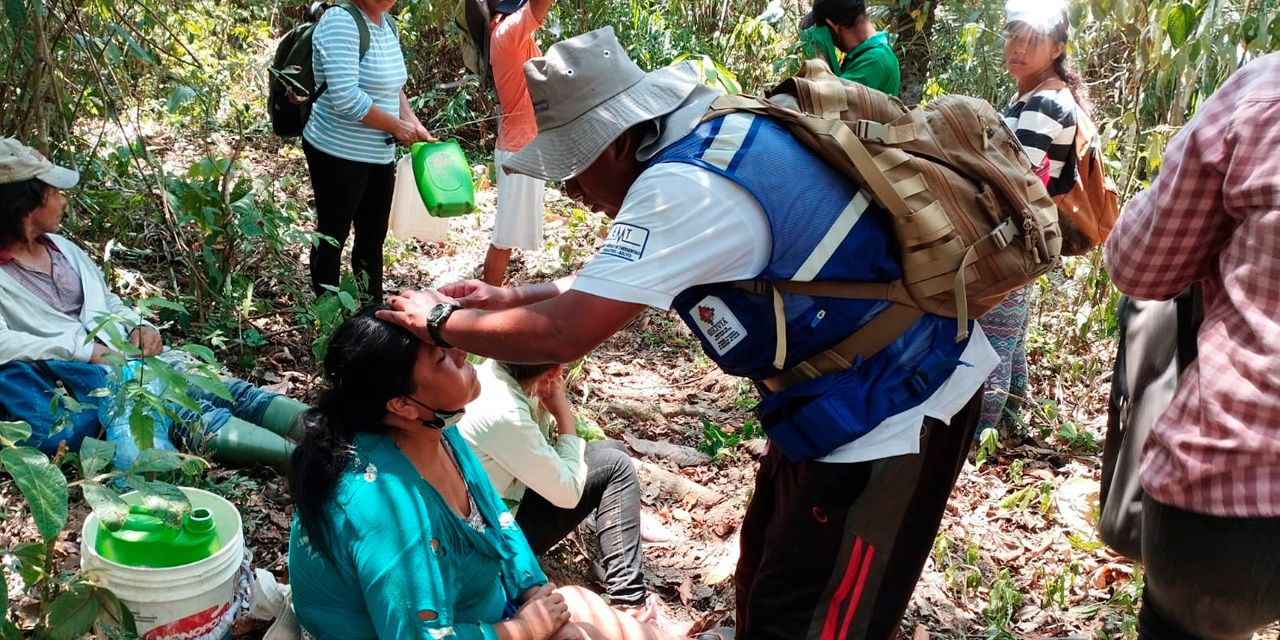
[0,137,306,470]
[378,27,995,640]
[459,360,679,631]
[287,308,712,640]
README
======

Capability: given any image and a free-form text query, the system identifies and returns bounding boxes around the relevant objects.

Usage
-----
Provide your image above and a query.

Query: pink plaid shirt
[1105,53,1280,518]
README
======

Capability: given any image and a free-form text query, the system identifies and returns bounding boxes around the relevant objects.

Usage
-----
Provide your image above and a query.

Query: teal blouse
[288,427,547,640]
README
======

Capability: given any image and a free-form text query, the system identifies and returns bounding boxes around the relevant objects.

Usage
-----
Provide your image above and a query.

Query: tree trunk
[889,0,939,105]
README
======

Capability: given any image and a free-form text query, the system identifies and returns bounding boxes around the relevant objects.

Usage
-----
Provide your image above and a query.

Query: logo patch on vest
[599,223,649,262]
[690,296,747,355]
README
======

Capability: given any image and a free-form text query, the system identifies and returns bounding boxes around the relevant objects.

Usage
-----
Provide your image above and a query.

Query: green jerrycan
[96,505,222,568]
[412,140,476,217]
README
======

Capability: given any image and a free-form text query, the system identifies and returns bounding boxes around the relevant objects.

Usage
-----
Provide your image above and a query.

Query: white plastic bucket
[390,154,450,242]
[81,487,244,640]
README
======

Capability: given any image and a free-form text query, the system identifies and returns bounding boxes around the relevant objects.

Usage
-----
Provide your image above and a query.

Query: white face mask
[430,408,466,429]
[405,396,466,430]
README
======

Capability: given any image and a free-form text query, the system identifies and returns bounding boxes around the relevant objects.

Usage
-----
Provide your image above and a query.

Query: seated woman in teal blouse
[287,308,695,640]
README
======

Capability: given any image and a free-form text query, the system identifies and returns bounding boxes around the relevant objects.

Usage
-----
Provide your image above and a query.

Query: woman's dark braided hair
[288,306,421,560]
[1048,7,1093,117]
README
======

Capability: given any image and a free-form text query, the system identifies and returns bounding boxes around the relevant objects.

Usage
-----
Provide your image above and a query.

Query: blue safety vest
[654,113,972,460]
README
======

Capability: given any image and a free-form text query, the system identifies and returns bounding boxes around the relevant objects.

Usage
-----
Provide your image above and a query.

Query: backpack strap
[762,303,924,392]
[737,279,917,306]
[736,279,924,391]
[1017,77,1067,103]
[337,2,373,59]
[1175,283,1203,373]
[312,4,375,104]
[386,13,398,42]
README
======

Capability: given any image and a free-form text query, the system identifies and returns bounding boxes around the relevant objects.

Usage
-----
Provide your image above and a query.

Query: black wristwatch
[426,302,461,349]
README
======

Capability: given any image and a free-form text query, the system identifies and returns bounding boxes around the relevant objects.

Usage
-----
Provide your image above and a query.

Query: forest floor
[2,138,1277,640]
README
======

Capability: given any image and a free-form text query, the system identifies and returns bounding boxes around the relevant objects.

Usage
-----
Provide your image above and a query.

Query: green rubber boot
[205,418,294,468]
[261,396,310,440]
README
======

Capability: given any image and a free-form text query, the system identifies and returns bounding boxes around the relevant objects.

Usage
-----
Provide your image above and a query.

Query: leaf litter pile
[3,155,1277,640]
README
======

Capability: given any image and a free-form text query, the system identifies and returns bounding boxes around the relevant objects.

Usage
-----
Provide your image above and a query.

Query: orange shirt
[490,5,542,151]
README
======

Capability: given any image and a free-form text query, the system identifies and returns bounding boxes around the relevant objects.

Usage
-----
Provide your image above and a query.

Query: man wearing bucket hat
[0,138,308,471]
[797,0,900,96]
[481,0,553,287]
[381,27,997,639]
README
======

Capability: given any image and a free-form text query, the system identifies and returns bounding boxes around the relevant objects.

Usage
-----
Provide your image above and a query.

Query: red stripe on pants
[838,545,877,639]
[821,538,876,639]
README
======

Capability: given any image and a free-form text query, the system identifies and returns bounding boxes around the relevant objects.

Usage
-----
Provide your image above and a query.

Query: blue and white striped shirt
[303,7,406,165]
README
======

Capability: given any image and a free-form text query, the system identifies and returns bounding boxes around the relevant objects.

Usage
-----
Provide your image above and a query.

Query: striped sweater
[1002,86,1078,197]
[302,7,406,165]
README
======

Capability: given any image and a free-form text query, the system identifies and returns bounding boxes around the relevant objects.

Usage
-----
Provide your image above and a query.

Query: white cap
[1005,0,1068,34]
[0,138,79,189]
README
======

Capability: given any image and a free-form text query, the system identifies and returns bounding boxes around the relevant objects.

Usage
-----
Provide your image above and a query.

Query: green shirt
[288,428,547,640]
[799,27,901,96]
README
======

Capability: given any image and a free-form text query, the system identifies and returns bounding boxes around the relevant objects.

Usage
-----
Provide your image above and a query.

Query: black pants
[302,140,395,300]
[1138,495,1280,640]
[735,393,981,640]
[515,440,646,606]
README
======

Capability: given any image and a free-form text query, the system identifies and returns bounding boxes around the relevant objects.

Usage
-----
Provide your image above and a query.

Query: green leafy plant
[697,418,763,461]
[933,533,984,598]
[1043,560,1082,609]
[974,427,1000,468]
[983,568,1024,639]
[0,420,203,639]
[297,277,368,363]
[1054,421,1101,454]
[998,479,1055,514]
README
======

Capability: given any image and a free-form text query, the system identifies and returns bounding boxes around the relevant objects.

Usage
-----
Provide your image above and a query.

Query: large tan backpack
[706,60,1062,389]
[1038,79,1120,255]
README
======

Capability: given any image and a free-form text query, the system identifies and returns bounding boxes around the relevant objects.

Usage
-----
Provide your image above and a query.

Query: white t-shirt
[572,163,998,463]
[572,164,771,308]
[819,322,997,463]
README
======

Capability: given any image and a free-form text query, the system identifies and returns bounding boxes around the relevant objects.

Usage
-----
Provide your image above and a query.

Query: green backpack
[269,3,393,137]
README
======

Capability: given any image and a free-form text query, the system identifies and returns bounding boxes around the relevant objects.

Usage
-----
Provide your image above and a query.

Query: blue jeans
[101,352,280,471]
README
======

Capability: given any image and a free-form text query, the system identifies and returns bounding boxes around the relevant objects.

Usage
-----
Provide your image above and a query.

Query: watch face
[429,304,447,322]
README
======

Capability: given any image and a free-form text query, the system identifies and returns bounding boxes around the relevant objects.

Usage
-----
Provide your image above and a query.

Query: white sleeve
[571,164,772,309]
[0,317,85,364]
[473,407,588,509]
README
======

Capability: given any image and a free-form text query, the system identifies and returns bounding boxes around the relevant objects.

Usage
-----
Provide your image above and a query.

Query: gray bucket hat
[0,138,79,189]
[503,27,701,182]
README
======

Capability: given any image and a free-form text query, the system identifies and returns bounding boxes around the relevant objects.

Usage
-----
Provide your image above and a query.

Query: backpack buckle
[989,219,1016,250]
[853,121,890,143]
[889,370,932,403]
